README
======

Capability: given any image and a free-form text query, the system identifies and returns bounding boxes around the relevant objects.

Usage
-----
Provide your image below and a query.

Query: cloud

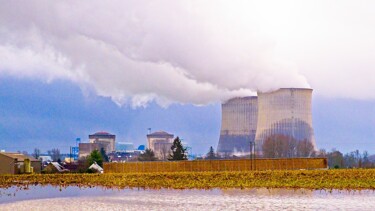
[7,1,375,107]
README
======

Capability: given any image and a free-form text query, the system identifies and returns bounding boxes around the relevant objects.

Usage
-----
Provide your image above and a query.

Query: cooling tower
[254,88,315,153]
[217,96,258,156]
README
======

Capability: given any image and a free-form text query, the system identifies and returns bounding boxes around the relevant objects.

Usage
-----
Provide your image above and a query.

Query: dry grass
[1,169,375,190]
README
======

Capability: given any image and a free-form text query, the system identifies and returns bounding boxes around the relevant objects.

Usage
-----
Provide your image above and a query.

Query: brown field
[1,169,375,190]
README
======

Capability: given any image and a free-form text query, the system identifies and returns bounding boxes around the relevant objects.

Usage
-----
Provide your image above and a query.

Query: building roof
[92,131,112,135]
[39,156,52,162]
[147,131,174,138]
[0,152,39,162]
[48,162,68,172]
[137,145,146,151]
[89,131,116,138]
[89,162,104,173]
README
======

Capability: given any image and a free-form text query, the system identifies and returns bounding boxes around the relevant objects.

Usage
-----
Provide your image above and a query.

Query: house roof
[0,152,39,162]
[89,162,104,172]
[48,162,68,172]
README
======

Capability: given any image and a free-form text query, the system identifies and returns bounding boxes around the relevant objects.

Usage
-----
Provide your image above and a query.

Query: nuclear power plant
[217,97,258,156]
[217,88,316,157]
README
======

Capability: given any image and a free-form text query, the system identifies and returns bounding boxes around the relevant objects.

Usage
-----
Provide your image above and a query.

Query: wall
[31,161,42,173]
[104,158,327,173]
[147,137,174,160]
[89,138,115,153]
[0,154,15,174]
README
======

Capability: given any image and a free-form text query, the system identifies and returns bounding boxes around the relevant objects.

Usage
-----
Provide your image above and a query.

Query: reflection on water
[0,186,375,210]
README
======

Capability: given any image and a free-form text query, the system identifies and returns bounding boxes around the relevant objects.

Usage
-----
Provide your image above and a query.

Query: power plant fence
[104,158,327,173]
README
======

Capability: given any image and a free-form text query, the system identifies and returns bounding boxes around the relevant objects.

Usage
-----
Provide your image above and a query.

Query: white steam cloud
[2,1,374,106]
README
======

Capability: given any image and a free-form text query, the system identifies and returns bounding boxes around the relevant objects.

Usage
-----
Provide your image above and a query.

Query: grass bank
[0,169,374,190]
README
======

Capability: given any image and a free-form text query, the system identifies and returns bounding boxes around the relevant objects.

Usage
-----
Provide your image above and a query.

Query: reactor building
[217,96,258,156]
[217,88,316,156]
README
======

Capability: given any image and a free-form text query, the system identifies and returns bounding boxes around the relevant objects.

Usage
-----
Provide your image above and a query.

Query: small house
[89,162,103,173]
[0,152,41,174]
[43,162,69,173]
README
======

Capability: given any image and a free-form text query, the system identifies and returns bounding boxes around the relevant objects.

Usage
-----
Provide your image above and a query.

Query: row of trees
[262,135,315,158]
[319,149,373,169]
[201,135,316,160]
[19,148,62,162]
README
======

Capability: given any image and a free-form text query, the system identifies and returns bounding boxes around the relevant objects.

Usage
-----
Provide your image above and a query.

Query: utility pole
[249,141,256,171]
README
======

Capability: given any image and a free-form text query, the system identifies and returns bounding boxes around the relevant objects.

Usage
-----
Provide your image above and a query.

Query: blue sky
[1,76,374,154]
[1,1,375,155]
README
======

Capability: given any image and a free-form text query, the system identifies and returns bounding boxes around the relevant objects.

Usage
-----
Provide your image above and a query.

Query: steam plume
[0,1,310,107]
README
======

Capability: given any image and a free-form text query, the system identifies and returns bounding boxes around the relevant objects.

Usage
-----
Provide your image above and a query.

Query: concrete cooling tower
[217,97,258,156]
[217,88,316,157]
[254,88,316,153]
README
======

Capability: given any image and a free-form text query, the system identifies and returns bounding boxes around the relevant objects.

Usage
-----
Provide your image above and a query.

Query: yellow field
[0,169,374,190]
[104,158,327,173]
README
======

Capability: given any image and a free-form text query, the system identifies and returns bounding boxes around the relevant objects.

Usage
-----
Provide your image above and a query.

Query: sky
[0,1,375,154]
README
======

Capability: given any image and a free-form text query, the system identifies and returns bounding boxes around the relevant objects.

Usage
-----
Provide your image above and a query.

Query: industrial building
[89,131,116,153]
[217,88,316,157]
[147,131,174,160]
[254,88,315,153]
[78,143,105,158]
[0,152,41,174]
[217,97,258,156]
[116,142,135,152]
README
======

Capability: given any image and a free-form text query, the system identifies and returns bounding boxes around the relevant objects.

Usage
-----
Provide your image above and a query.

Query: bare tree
[51,148,61,162]
[317,148,327,157]
[362,151,370,167]
[262,137,276,158]
[296,140,315,157]
[262,135,315,158]
[263,134,295,158]
[32,148,41,159]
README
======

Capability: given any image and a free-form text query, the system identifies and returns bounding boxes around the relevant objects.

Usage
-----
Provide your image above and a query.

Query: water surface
[1,186,374,210]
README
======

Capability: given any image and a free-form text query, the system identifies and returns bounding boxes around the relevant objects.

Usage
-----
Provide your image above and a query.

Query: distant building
[137,145,146,151]
[89,131,116,153]
[72,138,81,160]
[147,131,174,160]
[39,155,53,163]
[78,143,105,158]
[0,152,41,174]
[116,142,134,152]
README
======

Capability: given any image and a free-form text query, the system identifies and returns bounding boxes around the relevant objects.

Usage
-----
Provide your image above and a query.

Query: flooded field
[1,186,375,210]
